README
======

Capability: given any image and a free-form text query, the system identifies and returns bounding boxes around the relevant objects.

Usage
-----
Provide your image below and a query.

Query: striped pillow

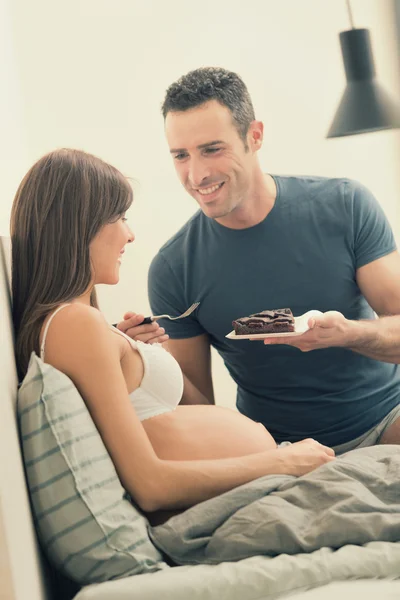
[17,353,168,585]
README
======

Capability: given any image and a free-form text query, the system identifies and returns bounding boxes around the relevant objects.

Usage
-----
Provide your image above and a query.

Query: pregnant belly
[142,405,276,460]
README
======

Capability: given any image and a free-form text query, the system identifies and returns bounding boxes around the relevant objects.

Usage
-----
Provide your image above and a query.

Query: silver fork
[141,302,200,324]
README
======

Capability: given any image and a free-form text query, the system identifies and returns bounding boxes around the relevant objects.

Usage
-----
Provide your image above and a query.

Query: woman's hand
[278,438,335,476]
[116,312,169,345]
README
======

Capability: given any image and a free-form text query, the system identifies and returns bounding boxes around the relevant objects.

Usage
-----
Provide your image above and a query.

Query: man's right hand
[116,312,169,345]
[278,438,336,476]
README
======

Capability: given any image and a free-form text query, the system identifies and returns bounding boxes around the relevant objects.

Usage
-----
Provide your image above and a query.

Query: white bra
[40,304,183,421]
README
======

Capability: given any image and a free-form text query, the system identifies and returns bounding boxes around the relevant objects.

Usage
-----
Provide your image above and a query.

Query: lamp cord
[346,0,355,29]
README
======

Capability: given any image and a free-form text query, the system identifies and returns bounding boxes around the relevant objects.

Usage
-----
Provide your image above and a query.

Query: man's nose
[188,157,211,188]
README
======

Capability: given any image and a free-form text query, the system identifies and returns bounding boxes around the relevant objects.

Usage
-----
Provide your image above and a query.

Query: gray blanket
[150,446,400,565]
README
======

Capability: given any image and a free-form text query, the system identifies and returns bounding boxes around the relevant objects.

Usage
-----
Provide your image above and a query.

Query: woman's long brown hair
[10,148,133,379]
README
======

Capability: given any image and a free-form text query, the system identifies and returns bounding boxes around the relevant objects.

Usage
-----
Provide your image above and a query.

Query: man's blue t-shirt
[148,176,400,446]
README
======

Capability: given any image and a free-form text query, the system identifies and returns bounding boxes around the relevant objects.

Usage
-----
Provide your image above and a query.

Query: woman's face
[90,215,134,285]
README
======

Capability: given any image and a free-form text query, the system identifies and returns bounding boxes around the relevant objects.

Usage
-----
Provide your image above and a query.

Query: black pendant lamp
[327,0,400,138]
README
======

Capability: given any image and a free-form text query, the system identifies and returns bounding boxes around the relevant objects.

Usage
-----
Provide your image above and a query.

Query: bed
[1,235,399,600]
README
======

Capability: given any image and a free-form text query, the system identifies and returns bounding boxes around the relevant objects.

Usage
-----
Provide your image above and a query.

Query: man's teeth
[197,183,222,195]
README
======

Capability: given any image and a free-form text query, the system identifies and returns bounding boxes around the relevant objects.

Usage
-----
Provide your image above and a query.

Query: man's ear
[248,120,264,151]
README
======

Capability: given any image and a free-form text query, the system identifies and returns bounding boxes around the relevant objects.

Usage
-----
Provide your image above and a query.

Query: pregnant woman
[11,149,334,518]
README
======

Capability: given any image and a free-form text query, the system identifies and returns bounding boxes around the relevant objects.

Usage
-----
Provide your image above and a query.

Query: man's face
[165,100,261,221]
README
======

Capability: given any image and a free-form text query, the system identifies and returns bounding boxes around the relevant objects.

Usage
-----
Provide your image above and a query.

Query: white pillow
[18,353,168,585]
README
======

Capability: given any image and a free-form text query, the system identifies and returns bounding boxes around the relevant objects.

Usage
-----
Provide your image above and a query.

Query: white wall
[0,0,30,236]
[4,0,400,408]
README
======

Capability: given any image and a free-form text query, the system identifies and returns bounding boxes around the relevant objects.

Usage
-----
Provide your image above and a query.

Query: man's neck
[215,173,277,230]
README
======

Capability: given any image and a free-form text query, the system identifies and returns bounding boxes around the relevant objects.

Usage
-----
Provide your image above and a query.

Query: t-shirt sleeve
[348,180,397,269]
[148,252,206,339]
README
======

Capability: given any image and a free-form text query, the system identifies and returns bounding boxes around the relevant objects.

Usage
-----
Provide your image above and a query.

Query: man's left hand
[258,311,357,351]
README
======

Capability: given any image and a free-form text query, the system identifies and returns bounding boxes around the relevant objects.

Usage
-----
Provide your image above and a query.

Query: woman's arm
[42,304,335,512]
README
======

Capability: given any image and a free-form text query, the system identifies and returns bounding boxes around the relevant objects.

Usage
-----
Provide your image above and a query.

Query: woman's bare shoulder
[43,302,106,332]
[41,303,114,367]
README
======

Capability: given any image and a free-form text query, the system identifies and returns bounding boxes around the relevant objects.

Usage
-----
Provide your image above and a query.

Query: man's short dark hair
[162,67,256,145]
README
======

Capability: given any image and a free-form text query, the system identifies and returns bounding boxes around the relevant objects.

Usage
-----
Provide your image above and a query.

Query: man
[119,67,400,453]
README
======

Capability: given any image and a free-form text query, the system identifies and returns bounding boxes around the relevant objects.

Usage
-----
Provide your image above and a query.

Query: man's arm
[348,250,400,362]
[165,334,215,405]
[263,252,400,364]
[147,252,214,402]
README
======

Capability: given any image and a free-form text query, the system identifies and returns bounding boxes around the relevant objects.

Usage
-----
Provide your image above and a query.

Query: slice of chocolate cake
[232,308,295,335]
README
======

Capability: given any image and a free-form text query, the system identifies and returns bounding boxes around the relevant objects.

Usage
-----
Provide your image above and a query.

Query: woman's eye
[121,217,128,222]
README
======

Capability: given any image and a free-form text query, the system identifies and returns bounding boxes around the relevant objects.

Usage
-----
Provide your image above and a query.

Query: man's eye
[121,216,128,222]
[174,153,187,161]
[204,147,221,154]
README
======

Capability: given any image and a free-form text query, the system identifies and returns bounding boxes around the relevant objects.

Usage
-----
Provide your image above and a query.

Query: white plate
[226,310,323,340]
